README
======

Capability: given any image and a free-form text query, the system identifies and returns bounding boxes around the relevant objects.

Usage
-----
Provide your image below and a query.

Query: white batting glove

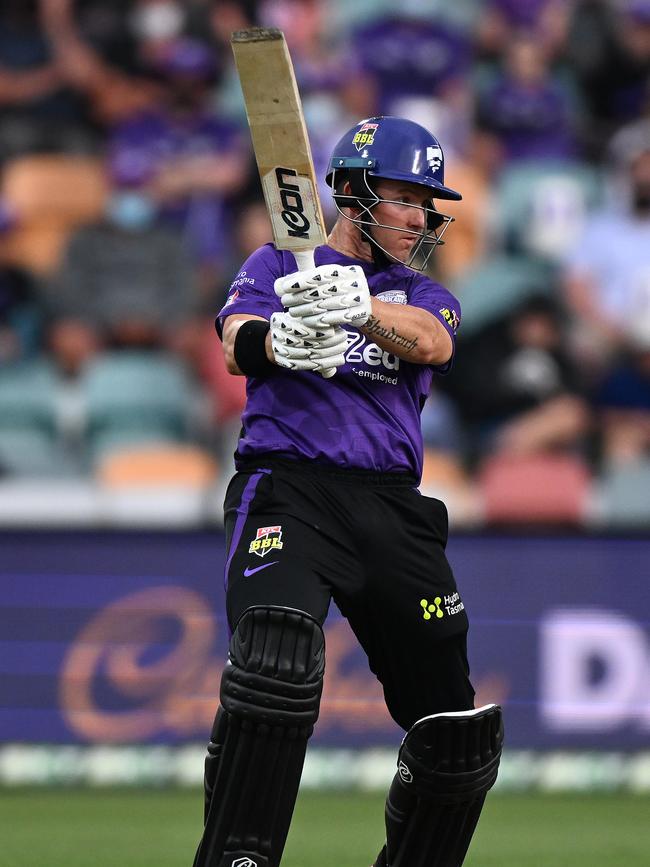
[270,311,348,372]
[274,264,371,327]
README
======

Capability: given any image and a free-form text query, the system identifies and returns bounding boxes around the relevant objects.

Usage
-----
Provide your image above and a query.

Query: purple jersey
[217,244,461,479]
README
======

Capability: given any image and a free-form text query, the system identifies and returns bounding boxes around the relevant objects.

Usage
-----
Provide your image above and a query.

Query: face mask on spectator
[131,1,184,42]
[106,192,156,232]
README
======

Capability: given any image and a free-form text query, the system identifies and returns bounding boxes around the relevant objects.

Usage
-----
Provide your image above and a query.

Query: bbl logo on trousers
[249,525,284,558]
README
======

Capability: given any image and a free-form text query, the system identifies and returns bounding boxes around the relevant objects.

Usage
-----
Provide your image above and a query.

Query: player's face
[370,179,432,263]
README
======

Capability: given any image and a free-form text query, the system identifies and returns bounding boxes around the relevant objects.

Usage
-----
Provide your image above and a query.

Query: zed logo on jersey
[249,525,284,557]
[353,122,378,151]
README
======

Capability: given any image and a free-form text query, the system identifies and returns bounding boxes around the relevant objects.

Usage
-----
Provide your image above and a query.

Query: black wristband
[233,319,274,376]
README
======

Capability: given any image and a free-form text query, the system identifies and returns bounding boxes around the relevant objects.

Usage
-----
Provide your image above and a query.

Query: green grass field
[2,789,648,867]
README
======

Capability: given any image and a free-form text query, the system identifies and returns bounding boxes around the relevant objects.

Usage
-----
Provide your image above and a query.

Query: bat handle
[293,249,336,379]
[293,249,315,271]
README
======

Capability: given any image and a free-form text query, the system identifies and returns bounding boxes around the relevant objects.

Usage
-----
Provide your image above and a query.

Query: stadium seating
[1,155,107,274]
[478,452,591,525]
[97,444,218,488]
[0,358,76,477]
[80,351,198,462]
[450,253,555,336]
[420,448,482,526]
[493,160,602,262]
[595,460,650,528]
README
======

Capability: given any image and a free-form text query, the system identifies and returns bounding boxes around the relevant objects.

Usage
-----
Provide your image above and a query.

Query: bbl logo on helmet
[231,859,257,867]
[353,122,378,151]
[427,145,443,172]
[249,525,284,558]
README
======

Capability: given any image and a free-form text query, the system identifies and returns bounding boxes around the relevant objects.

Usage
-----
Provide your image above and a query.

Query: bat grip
[293,250,336,379]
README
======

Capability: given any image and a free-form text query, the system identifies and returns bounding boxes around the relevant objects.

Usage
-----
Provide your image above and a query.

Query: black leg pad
[378,704,504,867]
[193,606,325,867]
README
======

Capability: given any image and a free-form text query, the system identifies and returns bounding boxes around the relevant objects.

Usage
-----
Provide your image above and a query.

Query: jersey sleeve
[408,274,462,372]
[216,244,284,338]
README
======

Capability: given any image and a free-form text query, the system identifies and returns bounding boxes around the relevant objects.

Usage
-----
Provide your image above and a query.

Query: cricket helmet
[325,116,461,271]
[325,116,461,201]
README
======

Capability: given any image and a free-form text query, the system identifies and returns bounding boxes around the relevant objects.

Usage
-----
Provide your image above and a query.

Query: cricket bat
[231,27,336,377]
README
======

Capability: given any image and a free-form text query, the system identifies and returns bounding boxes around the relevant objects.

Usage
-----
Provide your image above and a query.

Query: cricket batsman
[193,116,503,867]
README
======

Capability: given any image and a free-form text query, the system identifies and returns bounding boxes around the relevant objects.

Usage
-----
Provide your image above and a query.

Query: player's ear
[340,180,362,216]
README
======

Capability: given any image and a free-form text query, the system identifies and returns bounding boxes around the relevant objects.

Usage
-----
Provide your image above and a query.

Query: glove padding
[270,311,348,372]
[274,264,371,327]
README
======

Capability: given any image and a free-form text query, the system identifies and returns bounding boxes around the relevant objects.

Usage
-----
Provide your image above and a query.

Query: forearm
[360,298,452,365]
[152,155,248,200]
[0,67,63,103]
[497,395,590,453]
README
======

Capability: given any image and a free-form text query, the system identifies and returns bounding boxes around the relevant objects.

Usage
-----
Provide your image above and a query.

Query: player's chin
[387,238,416,263]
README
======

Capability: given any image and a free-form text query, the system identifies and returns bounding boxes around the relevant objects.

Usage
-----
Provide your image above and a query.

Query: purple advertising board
[1,532,648,750]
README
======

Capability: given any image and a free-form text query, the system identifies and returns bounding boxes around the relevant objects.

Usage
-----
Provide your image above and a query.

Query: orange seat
[420,448,482,526]
[479,453,591,525]
[421,448,469,490]
[1,155,108,274]
[98,444,219,488]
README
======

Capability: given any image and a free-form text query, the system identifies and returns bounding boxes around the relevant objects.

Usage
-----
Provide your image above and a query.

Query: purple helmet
[325,116,461,201]
[325,116,461,271]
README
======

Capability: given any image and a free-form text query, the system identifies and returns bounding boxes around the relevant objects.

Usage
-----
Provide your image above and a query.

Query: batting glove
[270,311,348,372]
[274,264,371,327]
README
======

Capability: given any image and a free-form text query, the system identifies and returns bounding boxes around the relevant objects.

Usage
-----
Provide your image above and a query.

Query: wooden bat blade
[231,28,327,255]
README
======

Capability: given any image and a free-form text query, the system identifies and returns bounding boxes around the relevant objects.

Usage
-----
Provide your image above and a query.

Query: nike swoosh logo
[244,561,279,577]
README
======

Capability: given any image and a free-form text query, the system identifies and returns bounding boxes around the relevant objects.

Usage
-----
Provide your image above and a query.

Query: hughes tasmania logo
[421,593,465,620]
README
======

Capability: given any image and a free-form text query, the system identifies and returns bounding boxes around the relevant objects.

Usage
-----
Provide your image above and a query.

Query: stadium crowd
[0,0,649,527]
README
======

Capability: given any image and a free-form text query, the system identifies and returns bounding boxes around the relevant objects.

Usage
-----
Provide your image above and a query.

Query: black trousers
[223,457,474,731]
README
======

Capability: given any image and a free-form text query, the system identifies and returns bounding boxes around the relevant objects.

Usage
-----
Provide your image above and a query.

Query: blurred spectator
[71,0,143,74]
[477,0,570,59]
[346,10,473,152]
[188,0,260,46]
[566,0,650,155]
[563,119,650,365]
[0,0,94,160]
[130,0,187,66]
[595,316,650,466]
[0,266,41,364]
[107,36,249,293]
[439,294,590,465]
[42,184,201,377]
[476,30,578,166]
[0,199,41,365]
[39,0,162,129]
